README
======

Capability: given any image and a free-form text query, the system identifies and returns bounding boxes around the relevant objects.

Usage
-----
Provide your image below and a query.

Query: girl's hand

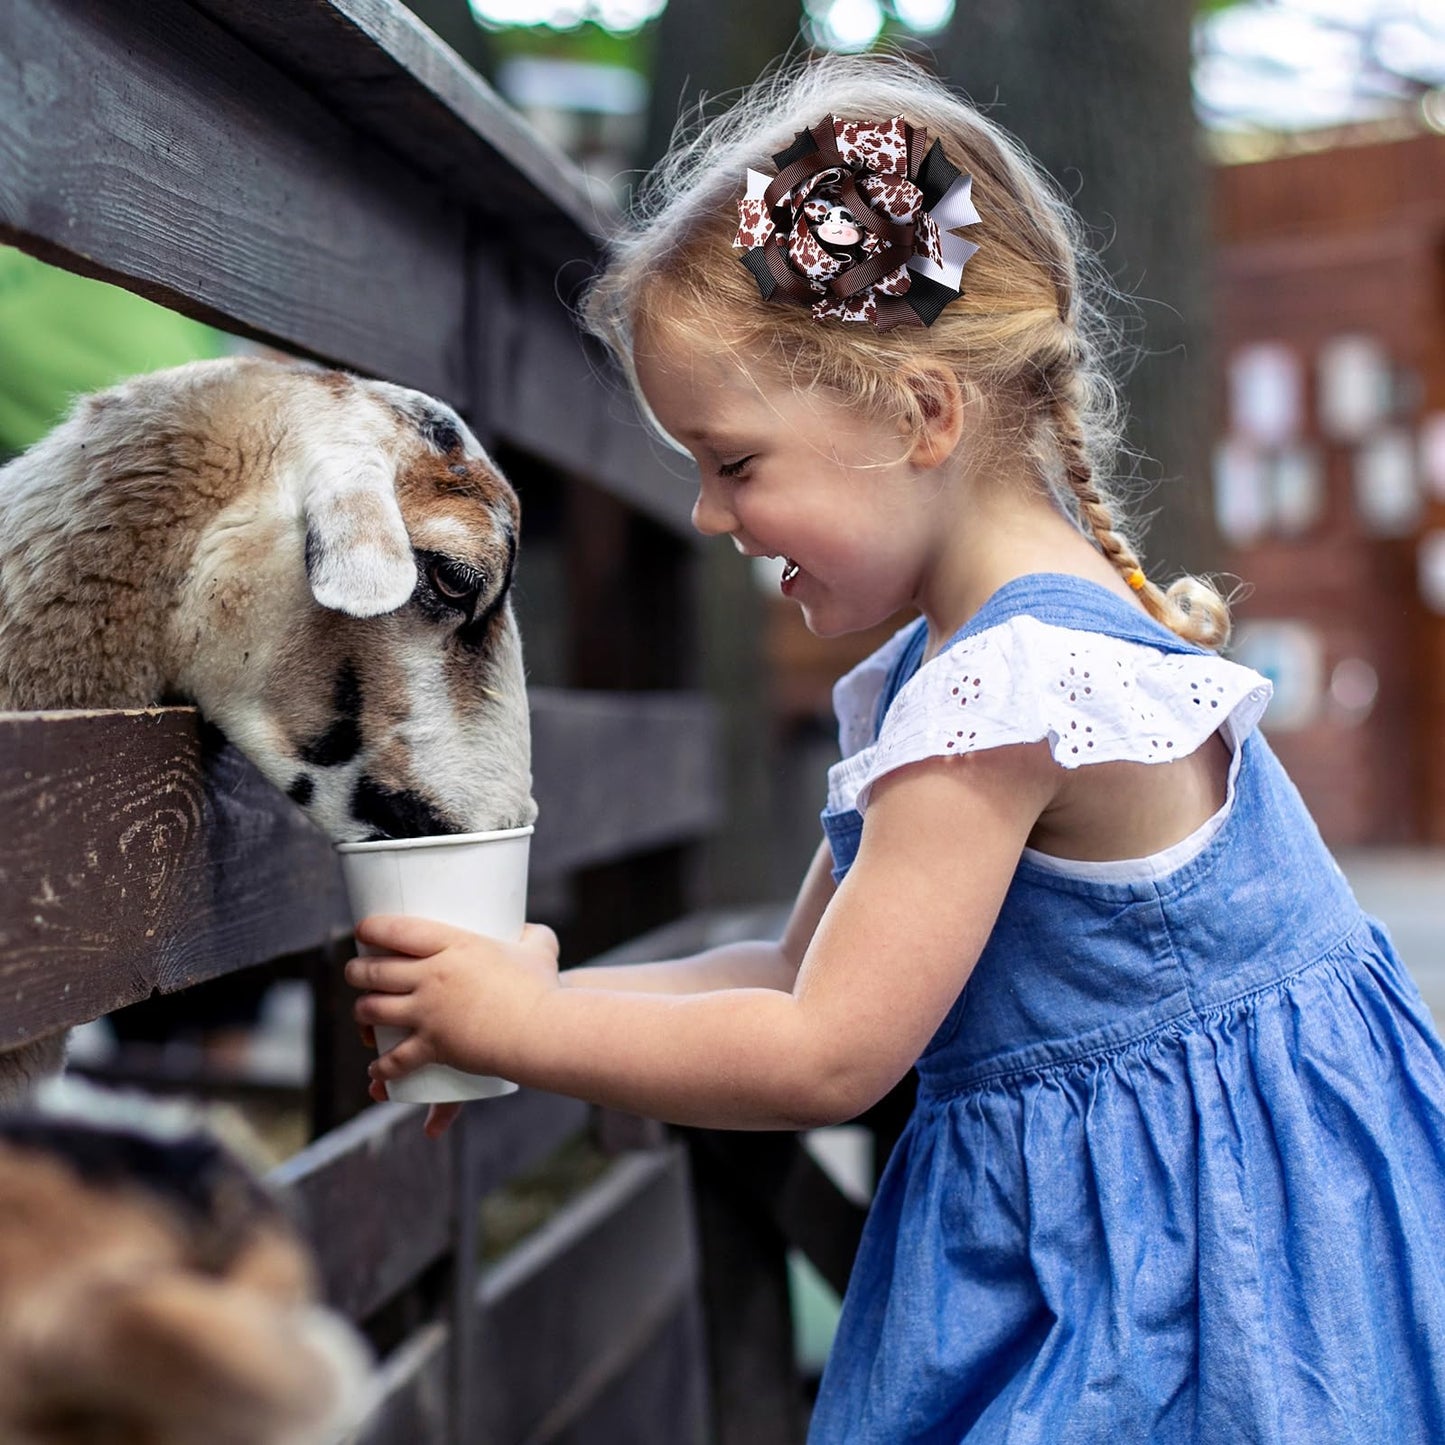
[345,916,560,1097]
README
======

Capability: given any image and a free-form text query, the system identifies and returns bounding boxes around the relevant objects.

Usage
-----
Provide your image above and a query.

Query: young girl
[347,54,1445,1441]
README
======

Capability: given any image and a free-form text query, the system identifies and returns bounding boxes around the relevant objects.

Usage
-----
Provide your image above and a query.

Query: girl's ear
[900,364,969,470]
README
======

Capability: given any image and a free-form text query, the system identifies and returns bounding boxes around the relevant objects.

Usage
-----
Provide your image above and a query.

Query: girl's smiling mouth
[781,558,801,595]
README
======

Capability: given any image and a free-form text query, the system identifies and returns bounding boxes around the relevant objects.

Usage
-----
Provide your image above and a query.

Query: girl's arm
[556,840,837,994]
[350,741,1058,1131]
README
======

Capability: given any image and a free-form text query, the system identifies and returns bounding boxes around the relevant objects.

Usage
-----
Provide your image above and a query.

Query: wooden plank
[0,709,347,1051]
[182,0,603,262]
[309,935,385,1136]
[686,1136,806,1445]
[575,905,790,970]
[345,1322,449,1445]
[449,1113,488,1445]
[545,1296,709,1445]
[273,1101,454,1323]
[482,271,695,536]
[346,1278,709,1445]
[0,693,719,1046]
[446,1086,590,1439]
[459,1081,591,1199]
[689,1131,866,1300]
[576,1298,709,1445]
[272,1088,586,1323]
[0,0,465,399]
[565,483,692,691]
[472,1148,699,1445]
[528,690,721,880]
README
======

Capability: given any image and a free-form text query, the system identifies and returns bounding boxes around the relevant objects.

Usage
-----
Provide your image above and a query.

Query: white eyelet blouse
[826,616,1274,883]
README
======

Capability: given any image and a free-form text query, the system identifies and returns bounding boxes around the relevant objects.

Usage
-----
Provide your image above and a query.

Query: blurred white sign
[1318,334,1391,442]
[1420,530,1445,615]
[1328,656,1379,725]
[1271,444,1325,534]
[1353,428,1420,536]
[1421,413,1445,501]
[1213,438,1269,545]
[1229,342,1303,446]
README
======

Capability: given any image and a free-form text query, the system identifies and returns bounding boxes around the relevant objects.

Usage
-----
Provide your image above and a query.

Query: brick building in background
[1214,132,1445,845]
[764,131,1445,870]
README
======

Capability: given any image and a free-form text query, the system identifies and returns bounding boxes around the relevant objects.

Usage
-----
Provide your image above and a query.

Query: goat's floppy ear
[302,454,416,617]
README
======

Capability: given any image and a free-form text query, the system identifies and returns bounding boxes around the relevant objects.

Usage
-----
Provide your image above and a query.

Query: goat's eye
[428,558,484,604]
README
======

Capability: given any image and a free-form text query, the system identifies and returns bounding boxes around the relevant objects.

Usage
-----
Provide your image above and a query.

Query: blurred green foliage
[484,16,656,71]
[0,246,225,458]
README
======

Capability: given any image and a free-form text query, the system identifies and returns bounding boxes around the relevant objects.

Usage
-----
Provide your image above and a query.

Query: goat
[0,356,537,1096]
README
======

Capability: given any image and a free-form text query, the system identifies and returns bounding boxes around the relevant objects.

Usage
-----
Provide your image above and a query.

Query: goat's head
[0,357,536,843]
[172,361,538,843]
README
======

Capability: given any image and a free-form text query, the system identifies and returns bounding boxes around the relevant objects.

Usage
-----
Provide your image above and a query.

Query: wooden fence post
[686,1132,809,1445]
[308,934,376,1138]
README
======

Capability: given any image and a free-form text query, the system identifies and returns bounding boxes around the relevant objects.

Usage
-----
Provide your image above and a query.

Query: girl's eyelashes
[718,455,756,478]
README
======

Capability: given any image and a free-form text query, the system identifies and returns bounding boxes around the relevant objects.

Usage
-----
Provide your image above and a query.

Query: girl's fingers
[344,955,420,992]
[355,913,464,957]
[424,1103,464,1138]
[370,1031,432,1082]
[521,922,561,958]
[354,991,414,1029]
[368,1077,389,1104]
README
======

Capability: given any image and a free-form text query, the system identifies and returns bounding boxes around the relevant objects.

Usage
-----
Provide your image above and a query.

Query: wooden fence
[0,3,887,1440]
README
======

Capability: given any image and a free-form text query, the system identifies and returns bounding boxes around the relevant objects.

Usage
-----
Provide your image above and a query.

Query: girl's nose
[691,478,734,538]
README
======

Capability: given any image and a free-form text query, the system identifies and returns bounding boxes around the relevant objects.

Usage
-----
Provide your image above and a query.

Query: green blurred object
[790,1247,843,1379]
[0,246,227,456]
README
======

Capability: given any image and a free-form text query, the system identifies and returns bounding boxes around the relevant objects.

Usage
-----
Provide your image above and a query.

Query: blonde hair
[582,53,1229,648]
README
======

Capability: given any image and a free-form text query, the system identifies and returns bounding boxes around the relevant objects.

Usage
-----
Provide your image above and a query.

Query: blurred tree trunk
[641,0,805,906]
[641,0,804,171]
[934,1,1219,577]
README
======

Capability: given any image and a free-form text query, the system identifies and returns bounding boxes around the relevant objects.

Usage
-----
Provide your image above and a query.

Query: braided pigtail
[1036,316,1231,650]
[1045,384,1227,650]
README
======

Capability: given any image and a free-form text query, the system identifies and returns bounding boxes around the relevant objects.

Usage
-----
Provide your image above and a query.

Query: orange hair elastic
[1126,568,1146,591]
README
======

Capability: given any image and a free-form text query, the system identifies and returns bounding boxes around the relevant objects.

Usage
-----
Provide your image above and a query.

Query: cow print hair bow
[733,114,982,331]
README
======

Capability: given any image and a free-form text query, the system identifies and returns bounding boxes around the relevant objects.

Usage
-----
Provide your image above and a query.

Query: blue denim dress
[809,574,1445,1444]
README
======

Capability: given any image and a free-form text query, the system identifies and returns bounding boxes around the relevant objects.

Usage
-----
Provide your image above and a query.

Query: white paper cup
[335,825,533,1103]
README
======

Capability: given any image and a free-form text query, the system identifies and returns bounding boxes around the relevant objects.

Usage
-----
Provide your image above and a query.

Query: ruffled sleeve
[826,616,1273,816]
[830,621,921,762]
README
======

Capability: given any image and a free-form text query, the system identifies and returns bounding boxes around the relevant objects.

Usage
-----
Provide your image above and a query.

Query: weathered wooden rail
[0,3,880,1440]
[0,693,716,1037]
